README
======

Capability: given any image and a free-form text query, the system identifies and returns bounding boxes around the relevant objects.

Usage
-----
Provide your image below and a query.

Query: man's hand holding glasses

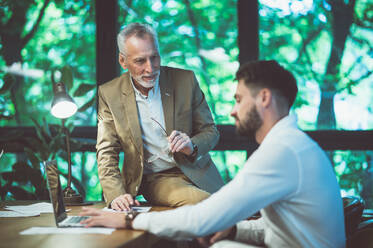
[150,117,195,157]
[168,130,194,156]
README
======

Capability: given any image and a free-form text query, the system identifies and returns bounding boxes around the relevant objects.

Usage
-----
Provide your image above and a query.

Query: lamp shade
[51,82,77,119]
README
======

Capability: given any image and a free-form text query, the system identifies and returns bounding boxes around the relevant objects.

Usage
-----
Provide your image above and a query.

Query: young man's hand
[196,226,236,247]
[79,207,128,228]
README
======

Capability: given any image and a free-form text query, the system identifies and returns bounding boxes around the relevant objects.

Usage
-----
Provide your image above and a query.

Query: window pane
[0,1,96,127]
[117,0,240,181]
[58,152,102,201]
[0,152,102,201]
[334,150,373,208]
[118,0,239,124]
[259,0,373,130]
[210,150,247,183]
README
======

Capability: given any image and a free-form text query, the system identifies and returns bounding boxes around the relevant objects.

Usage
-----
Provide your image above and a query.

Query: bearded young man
[82,60,346,248]
[96,22,223,210]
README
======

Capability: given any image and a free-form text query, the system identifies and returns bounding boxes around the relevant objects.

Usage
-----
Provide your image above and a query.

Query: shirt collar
[261,114,298,145]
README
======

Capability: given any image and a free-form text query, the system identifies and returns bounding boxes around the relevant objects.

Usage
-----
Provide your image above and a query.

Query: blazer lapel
[120,73,143,155]
[160,68,174,135]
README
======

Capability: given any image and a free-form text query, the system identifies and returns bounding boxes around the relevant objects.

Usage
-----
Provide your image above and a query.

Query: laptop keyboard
[64,216,89,224]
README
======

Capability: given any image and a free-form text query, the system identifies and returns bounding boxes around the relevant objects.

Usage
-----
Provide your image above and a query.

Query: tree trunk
[182,0,217,117]
[317,0,356,129]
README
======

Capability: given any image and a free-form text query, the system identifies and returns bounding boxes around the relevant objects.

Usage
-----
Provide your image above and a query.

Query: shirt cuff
[132,213,150,230]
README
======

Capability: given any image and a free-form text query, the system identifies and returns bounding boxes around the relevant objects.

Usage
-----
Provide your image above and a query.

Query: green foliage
[0,161,49,200]
[0,118,86,200]
[0,73,15,120]
[0,0,96,126]
[119,0,239,124]
[0,73,15,94]
[0,0,372,204]
[259,0,373,130]
[60,65,74,90]
[334,151,373,208]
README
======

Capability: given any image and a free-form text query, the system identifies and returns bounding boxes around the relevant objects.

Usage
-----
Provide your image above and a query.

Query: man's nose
[230,104,237,117]
[145,59,154,73]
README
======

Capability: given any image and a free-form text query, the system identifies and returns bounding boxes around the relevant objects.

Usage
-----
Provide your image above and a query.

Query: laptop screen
[44,160,67,224]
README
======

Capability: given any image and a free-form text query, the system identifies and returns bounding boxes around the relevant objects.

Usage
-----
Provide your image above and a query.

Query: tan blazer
[96,66,224,205]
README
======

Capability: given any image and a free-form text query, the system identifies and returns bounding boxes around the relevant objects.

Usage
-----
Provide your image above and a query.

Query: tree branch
[120,0,134,23]
[296,26,324,64]
[21,0,51,48]
[354,68,373,83]
[118,0,136,20]
[182,0,217,117]
[344,54,364,79]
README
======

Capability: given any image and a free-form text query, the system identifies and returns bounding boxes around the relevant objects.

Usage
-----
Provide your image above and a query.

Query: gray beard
[130,71,160,89]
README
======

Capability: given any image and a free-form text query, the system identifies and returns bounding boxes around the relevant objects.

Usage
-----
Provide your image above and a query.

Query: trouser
[140,167,210,207]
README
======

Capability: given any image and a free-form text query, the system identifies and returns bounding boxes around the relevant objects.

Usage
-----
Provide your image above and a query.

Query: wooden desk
[0,201,170,248]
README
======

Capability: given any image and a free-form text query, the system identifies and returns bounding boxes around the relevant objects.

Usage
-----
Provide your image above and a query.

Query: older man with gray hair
[96,23,223,210]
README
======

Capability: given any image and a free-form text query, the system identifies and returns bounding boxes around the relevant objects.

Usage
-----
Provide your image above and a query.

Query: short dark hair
[235,60,298,108]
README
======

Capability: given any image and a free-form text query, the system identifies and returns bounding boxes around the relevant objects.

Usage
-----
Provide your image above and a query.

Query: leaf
[42,117,52,138]
[30,117,51,154]
[60,65,73,91]
[0,73,15,94]
[0,114,14,120]
[73,83,95,97]
[1,171,16,182]
[28,168,44,191]
[34,186,50,200]
[69,138,82,151]
[61,173,86,197]
[78,97,95,112]
[0,129,24,142]
[12,162,34,183]
[9,186,37,200]
[24,147,41,170]
[31,117,47,144]
[49,134,64,156]
[0,182,13,200]
[50,68,58,84]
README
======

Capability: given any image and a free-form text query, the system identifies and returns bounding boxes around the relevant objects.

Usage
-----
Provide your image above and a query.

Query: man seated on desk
[81,60,346,248]
[96,22,224,210]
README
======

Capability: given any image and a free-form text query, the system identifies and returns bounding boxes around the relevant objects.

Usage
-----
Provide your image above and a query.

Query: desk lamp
[51,82,83,205]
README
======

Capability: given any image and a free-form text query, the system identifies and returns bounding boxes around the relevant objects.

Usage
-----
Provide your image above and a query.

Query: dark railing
[1,126,373,153]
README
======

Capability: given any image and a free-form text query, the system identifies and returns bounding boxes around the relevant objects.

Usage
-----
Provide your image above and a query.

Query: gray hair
[117,23,159,56]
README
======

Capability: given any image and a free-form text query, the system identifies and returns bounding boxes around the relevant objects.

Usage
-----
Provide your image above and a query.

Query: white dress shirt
[133,115,346,247]
[131,78,176,174]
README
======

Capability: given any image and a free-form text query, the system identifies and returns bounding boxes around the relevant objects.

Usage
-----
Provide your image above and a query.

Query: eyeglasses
[147,118,171,163]
[150,117,167,136]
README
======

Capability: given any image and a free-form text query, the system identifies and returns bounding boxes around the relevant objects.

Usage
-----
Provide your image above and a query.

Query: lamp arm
[62,119,72,189]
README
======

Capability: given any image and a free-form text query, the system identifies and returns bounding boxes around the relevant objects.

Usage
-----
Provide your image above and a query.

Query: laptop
[44,160,89,227]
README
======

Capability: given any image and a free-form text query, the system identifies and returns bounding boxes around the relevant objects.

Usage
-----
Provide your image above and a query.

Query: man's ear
[258,88,272,108]
[118,54,127,70]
